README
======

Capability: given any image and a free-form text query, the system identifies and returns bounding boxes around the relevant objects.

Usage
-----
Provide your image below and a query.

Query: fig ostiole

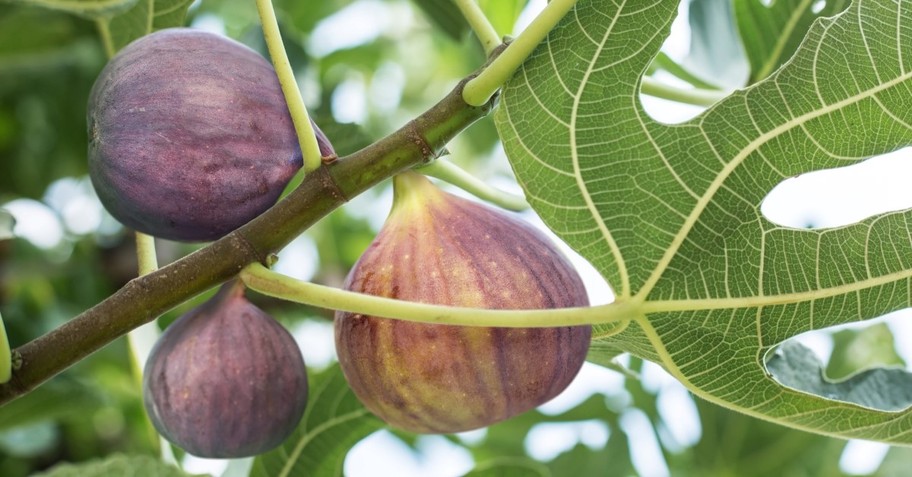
[143,280,308,458]
[334,171,592,434]
[88,28,334,242]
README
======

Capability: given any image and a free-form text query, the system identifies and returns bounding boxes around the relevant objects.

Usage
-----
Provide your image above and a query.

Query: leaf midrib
[569,0,631,298]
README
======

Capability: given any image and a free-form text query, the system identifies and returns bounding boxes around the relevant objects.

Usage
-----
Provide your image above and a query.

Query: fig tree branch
[0,78,494,406]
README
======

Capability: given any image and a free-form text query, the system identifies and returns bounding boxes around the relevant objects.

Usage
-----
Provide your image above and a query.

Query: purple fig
[143,281,308,457]
[87,28,335,242]
[334,172,592,434]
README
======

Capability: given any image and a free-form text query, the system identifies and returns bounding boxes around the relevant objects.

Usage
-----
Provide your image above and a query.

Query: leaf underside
[495,0,912,443]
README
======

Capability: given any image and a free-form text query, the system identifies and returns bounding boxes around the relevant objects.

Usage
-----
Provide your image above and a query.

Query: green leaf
[96,0,194,56]
[2,0,139,19]
[464,457,552,477]
[826,322,905,379]
[0,380,103,431]
[32,454,204,477]
[495,0,912,444]
[250,364,384,477]
[734,0,851,83]
[767,340,912,411]
[477,0,528,37]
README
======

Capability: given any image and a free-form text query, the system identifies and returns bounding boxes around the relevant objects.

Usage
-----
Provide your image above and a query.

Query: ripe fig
[143,281,308,458]
[88,28,335,242]
[334,172,592,434]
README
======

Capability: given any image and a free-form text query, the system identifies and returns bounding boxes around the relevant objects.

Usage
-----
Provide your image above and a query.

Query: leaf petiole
[453,0,502,56]
[640,76,729,107]
[240,263,636,328]
[462,0,578,106]
[416,159,529,211]
[650,52,722,91]
[255,0,323,173]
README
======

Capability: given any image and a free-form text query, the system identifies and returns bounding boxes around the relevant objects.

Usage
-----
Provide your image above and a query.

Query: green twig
[640,76,728,107]
[240,263,633,327]
[255,0,322,173]
[0,311,10,384]
[462,0,578,106]
[94,20,116,59]
[131,231,168,458]
[453,0,501,55]
[417,159,528,211]
[128,233,160,381]
[651,52,722,91]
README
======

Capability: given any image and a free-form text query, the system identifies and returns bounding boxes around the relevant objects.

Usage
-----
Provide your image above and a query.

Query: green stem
[255,0,322,173]
[129,233,166,456]
[0,76,494,406]
[417,159,528,211]
[95,20,116,59]
[453,0,501,56]
[0,311,10,384]
[640,76,728,107]
[241,263,633,327]
[462,0,577,106]
[651,52,721,91]
[135,232,158,275]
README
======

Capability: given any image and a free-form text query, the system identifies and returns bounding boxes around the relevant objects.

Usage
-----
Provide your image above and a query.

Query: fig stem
[454,0,502,56]
[135,233,159,275]
[256,0,323,173]
[239,263,633,328]
[416,159,529,211]
[640,77,729,107]
[462,0,578,107]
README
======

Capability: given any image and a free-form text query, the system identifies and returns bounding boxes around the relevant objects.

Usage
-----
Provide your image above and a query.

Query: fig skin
[143,281,308,458]
[334,172,592,434]
[88,28,334,242]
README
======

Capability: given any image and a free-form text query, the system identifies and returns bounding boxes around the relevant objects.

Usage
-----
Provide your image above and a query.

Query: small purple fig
[143,281,308,458]
[87,28,335,242]
[334,172,592,434]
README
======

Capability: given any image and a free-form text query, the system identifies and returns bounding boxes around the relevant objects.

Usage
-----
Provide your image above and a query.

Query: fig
[334,172,592,434]
[87,28,334,242]
[143,281,308,457]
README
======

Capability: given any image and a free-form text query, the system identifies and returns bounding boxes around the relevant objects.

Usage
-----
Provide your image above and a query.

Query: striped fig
[143,281,308,457]
[334,172,592,434]
[88,28,335,242]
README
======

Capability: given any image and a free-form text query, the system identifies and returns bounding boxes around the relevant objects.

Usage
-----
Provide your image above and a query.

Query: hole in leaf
[761,149,912,229]
[640,0,748,124]
[766,311,912,411]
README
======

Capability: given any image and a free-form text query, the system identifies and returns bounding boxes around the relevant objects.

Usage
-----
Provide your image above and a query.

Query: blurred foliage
[0,0,909,476]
